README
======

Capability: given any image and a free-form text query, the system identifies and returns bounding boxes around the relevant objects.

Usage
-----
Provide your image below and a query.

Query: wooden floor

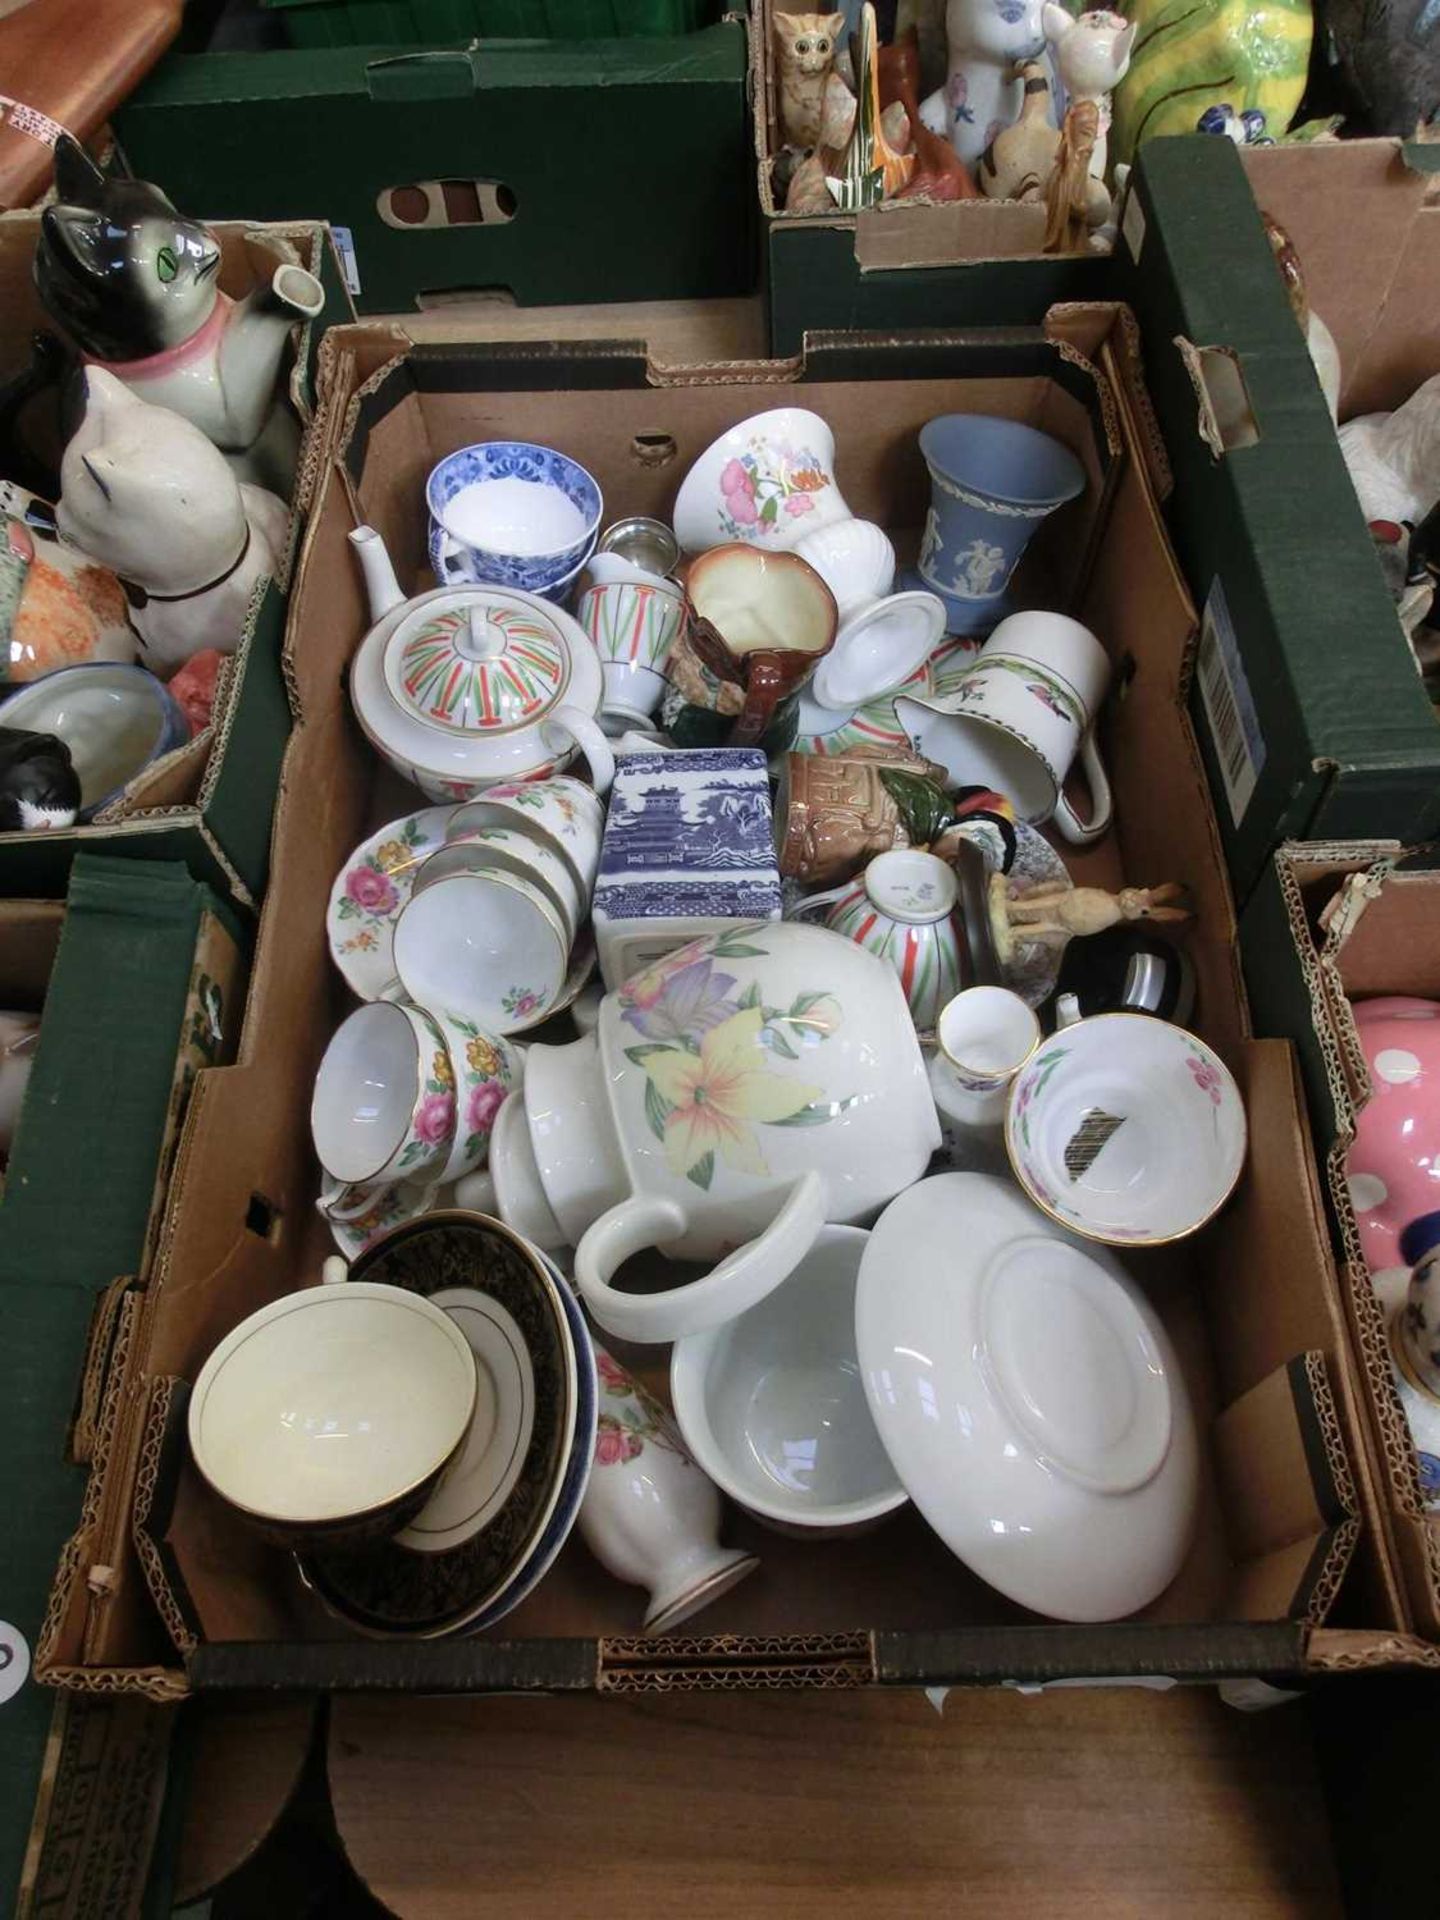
[321,1688,1340,1918]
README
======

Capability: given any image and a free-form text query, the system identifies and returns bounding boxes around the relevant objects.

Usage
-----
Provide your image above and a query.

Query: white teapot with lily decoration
[489,920,939,1344]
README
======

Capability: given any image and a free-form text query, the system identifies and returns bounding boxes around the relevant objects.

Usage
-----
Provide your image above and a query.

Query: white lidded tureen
[349,526,614,801]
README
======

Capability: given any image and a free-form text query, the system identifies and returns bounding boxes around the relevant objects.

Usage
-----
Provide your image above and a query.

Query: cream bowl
[1005,1013,1247,1247]
[669,1226,907,1532]
[188,1281,478,1548]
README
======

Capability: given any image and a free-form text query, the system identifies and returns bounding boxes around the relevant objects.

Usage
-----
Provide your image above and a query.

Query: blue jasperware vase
[914,415,1085,636]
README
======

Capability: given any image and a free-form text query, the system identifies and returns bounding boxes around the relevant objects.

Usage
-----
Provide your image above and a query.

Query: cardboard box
[0,855,247,1914]
[0,211,354,906]
[756,0,1111,357]
[35,308,1429,1702]
[1241,844,1440,1643]
[112,27,754,318]
[1117,136,1440,909]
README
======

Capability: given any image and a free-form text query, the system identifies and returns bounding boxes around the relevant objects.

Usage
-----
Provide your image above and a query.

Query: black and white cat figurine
[35,136,324,492]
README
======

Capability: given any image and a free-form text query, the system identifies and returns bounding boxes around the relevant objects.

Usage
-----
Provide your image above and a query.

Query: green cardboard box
[1117,136,1440,908]
[113,26,754,316]
[0,214,353,907]
[757,0,1112,356]
[0,855,248,1916]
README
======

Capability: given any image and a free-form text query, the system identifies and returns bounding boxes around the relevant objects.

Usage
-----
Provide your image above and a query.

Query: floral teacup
[672,408,852,555]
[449,776,605,896]
[311,999,456,1188]
[1005,1012,1247,1246]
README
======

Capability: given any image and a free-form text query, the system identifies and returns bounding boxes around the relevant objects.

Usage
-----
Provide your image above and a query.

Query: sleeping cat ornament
[34,136,324,492]
[56,369,288,678]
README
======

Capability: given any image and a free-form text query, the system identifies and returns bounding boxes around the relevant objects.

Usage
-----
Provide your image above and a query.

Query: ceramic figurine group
[774,0,1136,244]
[182,394,1251,1643]
[0,136,320,831]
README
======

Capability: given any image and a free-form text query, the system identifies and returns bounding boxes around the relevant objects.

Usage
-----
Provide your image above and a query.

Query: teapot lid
[384,590,572,736]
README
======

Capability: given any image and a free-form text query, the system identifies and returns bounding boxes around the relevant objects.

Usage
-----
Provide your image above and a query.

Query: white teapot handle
[575,1171,826,1344]
[543,706,614,795]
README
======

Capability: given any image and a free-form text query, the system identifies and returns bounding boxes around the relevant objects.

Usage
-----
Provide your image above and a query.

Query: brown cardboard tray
[34,306,1434,1699]
[1257,845,1440,1643]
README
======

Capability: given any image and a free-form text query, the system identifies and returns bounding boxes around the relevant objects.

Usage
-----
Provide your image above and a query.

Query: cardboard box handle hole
[376,181,517,230]
[632,434,678,469]
[245,1193,282,1243]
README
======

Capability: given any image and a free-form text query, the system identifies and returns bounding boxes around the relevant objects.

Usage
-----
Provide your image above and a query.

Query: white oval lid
[854,1172,1199,1621]
[383,589,573,736]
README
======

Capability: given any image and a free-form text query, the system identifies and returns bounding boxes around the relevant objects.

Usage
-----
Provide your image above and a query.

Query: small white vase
[578,1347,759,1633]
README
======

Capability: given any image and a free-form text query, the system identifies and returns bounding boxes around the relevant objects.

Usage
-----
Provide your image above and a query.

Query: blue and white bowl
[0,661,190,820]
[426,441,603,594]
[428,515,594,608]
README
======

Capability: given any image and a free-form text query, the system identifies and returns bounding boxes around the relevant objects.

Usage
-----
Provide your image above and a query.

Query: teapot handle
[574,1171,826,1344]
[542,706,614,795]
[789,881,851,924]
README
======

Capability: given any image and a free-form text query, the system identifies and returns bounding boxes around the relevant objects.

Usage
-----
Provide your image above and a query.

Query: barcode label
[1196,578,1264,826]
[331,224,362,297]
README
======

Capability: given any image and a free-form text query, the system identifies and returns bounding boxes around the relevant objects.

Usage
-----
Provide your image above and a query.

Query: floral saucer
[999,822,1072,1011]
[327,806,455,1001]
[324,1171,443,1260]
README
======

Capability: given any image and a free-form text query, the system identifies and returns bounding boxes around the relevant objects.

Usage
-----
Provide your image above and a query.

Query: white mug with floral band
[311,999,457,1189]
[897,611,1113,846]
[492,921,939,1343]
[935,985,1040,1096]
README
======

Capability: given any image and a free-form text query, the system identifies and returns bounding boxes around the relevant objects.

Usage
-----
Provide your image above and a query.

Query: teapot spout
[350,525,406,621]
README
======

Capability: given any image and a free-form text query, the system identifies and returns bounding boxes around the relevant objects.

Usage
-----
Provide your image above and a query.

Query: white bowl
[188,1280,477,1546]
[670,1225,907,1532]
[856,1173,1200,1620]
[1005,1013,1247,1246]
[310,999,452,1186]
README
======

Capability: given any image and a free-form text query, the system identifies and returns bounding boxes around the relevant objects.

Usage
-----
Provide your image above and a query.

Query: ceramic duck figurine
[1043,6,1135,182]
[1340,371,1440,528]
[920,0,1048,166]
[35,136,324,494]
[55,369,288,678]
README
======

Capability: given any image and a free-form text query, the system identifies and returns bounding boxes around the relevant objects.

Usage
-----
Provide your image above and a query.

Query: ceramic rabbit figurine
[55,369,288,678]
[990,874,1190,963]
[35,136,324,494]
[1043,6,1135,181]
[920,0,1048,165]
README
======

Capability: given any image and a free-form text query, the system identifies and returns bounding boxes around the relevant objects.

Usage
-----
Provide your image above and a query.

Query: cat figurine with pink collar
[35,136,324,494]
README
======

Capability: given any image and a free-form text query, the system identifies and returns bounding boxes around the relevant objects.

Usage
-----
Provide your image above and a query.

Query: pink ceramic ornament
[1346,996,1440,1310]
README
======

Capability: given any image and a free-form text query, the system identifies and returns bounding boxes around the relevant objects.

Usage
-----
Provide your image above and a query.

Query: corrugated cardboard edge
[130,1378,198,1663]
[1308,1625,1440,1672]
[597,1631,874,1692]
[1275,845,1440,1636]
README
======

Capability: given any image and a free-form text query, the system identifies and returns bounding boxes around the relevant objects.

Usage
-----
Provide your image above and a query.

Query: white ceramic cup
[449,776,605,896]
[311,999,456,1187]
[935,986,1040,1097]
[896,611,1113,845]
[577,578,685,726]
[416,824,586,946]
[394,868,571,1038]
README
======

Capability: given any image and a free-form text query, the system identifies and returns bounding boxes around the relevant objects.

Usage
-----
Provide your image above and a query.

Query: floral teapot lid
[384,591,573,736]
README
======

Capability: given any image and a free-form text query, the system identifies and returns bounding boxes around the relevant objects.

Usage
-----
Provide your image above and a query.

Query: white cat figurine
[55,368,288,678]
[1043,7,1134,180]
